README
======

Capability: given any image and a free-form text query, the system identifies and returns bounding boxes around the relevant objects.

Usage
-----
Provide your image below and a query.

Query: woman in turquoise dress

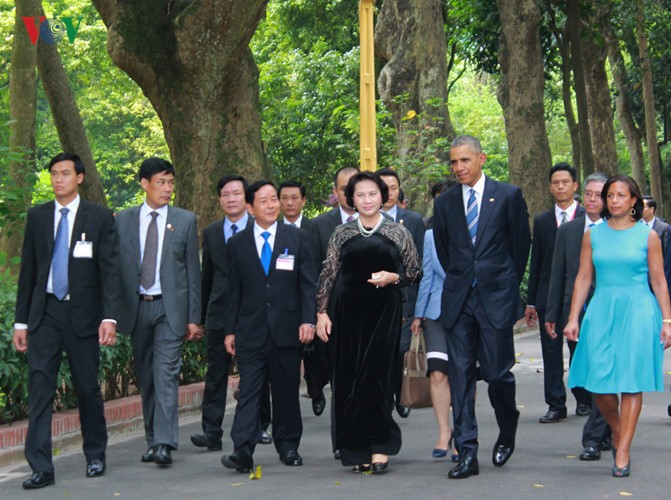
[565,175,671,478]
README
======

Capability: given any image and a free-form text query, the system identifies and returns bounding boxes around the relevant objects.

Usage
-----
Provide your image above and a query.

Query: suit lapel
[244,228,267,277]
[160,206,175,269]
[42,202,56,257]
[129,206,142,268]
[70,201,88,255]
[269,224,289,277]
[474,178,498,250]
[569,216,585,255]
[449,187,471,245]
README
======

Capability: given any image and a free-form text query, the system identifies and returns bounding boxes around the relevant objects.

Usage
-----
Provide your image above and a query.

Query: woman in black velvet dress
[316,171,421,473]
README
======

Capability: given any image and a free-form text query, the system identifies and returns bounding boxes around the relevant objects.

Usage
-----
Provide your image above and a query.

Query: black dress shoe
[141,446,156,463]
[579,445,601,461]
[371,461,389,474]
[22,471,55,489]
[86,459,106,477]
[448,456,479,479]
[538,409,567,423]
[153,444,172,465]
[279,450,303,466]
[190,434,223,451]
[221,450,254,473]
[667,404,671,417]
[575,403,591,416]
[258,430,273,445]
[492,439,515,467]
[599,437,612,452]
[395,402,411,418]
[334,449,341,460]
[312,393,327,416]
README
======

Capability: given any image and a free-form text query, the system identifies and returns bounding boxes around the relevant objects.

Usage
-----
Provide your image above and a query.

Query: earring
[630,207,636,216]
[354,206,358,212]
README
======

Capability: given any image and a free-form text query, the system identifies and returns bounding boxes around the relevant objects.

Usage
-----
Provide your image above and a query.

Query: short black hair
[246,180,277,205]
[376,167,401,186]
[216,175,248,196]
[345,171,389,209]
[431,178,457,199]
[549,162,578,183]
[643,195,657,212]
[398,187,405,203]
[139,157,175,182]
[47,152,85,175]
[333,166,359,187]
[278,180,306,199]
[600,175,644,221]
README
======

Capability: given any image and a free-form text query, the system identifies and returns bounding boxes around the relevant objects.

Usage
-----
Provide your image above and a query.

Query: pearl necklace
[356,215,385,237]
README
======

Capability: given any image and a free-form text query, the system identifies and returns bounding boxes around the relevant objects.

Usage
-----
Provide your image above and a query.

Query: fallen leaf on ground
[249,465,262,480]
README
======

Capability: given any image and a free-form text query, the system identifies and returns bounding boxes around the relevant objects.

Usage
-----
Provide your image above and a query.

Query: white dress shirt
[47,195,80,296]
[339,206,358,225]
[584,216,604,232]
[254,221,278,258]
[139,203,168,295]
[555,201,578,226]
[461,173,486,214]
[283,213,303,228]
[382,204,398,221]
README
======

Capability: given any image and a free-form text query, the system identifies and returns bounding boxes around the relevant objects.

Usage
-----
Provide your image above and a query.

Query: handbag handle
[407,333,427,373]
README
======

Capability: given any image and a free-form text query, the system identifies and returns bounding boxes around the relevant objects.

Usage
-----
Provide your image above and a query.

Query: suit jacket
[395,207,425,317]
[651,218,670,242]
[115,205,201,336]
[545,216,595,326]
[311,207,342,266]
[414,229,445,320]
[201,215,255,330]
[527,206,585,312]
[433,178,531,329]
[224,223,317,350]
[15,200,120,336]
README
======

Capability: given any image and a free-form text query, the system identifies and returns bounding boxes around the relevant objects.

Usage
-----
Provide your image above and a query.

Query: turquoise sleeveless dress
[568,222,664,393]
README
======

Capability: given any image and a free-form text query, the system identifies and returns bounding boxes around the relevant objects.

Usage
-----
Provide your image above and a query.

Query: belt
[139,294,162,302]
[46,293,70,302]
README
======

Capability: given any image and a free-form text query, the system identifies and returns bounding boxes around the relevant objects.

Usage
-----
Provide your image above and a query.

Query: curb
[0,376,240,468]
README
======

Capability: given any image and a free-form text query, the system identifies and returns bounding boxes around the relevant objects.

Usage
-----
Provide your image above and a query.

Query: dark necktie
[466,189,478,245]
[346,215,355,223]
[560,211,568,225]
[261,231,272,275]
[52,208,70,300]
[141,211,159,289]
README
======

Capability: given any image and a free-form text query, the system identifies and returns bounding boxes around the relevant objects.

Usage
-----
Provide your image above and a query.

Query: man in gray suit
[116,158,202,466]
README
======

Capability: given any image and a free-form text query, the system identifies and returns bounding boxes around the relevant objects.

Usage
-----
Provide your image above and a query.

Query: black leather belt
[139,294,162,301]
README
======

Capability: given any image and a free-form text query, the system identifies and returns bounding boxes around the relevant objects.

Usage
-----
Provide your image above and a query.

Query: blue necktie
[466,189,478,246]
[231,223,238,235]
[52,208,70,300]
[261,231,272,275]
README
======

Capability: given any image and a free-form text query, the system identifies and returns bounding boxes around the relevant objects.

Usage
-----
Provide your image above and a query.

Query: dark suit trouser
[446,287,519,458]
[567,338,591,407]
[231,339,302,457]
[538,309,567,412]
[201,329,232,439]
[131,299,184,449]
[582,397,611,447]
[26,296,107,473]
[302,339,330,400]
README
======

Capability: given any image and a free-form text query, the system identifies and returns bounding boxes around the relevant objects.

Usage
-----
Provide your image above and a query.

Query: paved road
[1,330,670,499]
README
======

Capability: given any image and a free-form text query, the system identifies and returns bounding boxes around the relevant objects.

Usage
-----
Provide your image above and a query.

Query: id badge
[73,233,93,259]
[276,252,295,271]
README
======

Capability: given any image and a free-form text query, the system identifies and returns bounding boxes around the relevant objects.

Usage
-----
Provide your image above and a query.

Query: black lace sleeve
[379,221,422,286]
[315,223,359,313]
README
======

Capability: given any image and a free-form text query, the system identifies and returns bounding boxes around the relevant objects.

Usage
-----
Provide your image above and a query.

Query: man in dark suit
[433,135,531,479]
[221,181,318,473]
[377,167,426,418]
[190,175,256,451]
[13,152,119,489]
[116,158,202,467]
[525,163,585,423]
[545,172,611,460]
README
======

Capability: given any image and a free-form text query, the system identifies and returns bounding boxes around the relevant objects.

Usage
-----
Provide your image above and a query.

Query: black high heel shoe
[351,464,371,473]
[371,461,389,474]
[612,461,631,478]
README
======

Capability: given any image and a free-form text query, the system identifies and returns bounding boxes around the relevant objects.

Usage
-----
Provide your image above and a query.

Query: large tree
[92,0,270,225]
[496,0,552,218]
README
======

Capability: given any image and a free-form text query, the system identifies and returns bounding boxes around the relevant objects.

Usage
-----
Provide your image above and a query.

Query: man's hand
[316,312,332,343]
[299,323,315,344]
[525,305,538,327]
[186,323,203,341]
[13,328,28,353]
[99,321,117,346]
[225,334,236,356]
[544,321,557,339]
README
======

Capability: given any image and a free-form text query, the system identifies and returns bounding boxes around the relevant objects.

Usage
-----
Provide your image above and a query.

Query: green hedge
[0,263,207,425]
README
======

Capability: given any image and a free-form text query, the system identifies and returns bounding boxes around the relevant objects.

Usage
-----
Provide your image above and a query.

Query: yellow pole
[359,0,377,172]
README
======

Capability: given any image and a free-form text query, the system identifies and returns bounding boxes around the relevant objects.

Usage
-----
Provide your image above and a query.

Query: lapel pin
[489,198,495,202]
[399,219,405,225]
[167,223,174,232]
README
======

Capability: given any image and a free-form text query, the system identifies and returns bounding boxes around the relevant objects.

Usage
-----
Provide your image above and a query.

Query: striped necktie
[466,189,478,245]
[560,211,568,225]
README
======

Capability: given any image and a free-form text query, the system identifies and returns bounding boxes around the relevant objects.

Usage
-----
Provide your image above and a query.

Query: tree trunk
[376,0,455,215]
[495,0,552,220]
[92,0,270,226]
[607,36,646,189]
[636,0,664,212]
[36,23,107,206]
[582,8,618,176]
[566,0,595,177]
[1,0,41,264]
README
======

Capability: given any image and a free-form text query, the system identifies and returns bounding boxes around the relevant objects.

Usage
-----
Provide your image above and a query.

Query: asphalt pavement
[1,329,670,499]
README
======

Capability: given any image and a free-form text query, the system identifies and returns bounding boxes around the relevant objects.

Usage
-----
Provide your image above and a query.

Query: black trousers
[446,287,519,459]
[230,339,302,457]
[302,339,330,400]
[538,309,567,412]
[582,396,611,447]
[26,296,107,473]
